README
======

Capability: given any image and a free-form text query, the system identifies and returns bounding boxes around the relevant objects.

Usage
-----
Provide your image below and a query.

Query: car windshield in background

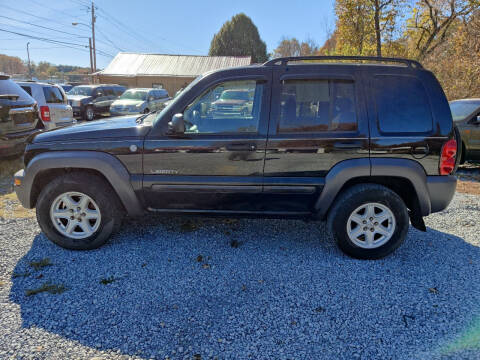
[120,90,148,101]
[449,101,480,122]
[43,86,64,104]
[68,86,92,96]
[220,90,250,101]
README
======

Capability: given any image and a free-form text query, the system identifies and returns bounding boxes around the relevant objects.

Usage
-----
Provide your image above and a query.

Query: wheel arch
[24,151,143,217]
[315,158,431,219]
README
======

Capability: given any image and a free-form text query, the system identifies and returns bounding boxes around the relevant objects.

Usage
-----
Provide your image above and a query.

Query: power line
[0,28,113,58]
[0,15,89,39]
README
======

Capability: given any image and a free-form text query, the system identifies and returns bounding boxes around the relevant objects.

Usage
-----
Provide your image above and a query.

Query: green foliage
[209,13,268,63]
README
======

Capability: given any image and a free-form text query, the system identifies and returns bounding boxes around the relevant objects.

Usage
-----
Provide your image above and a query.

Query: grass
[25,282,66,296]
[29,258,52,271]
[99,276,118,285]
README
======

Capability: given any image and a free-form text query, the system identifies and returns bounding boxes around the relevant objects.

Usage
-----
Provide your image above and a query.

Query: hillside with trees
[0,53,89,80]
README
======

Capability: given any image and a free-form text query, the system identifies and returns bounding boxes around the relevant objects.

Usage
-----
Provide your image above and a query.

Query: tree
[405,0,479,60]
[209,13,268,63]
[334,0,405,56]
[0,54,26,74]
[272,37,319,58]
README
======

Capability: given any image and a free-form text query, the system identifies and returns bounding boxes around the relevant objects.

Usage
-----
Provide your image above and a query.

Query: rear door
[42,85,73,126]
[263,65,369,212]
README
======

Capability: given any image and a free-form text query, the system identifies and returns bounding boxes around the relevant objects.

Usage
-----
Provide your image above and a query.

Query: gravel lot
[0,190,479,359]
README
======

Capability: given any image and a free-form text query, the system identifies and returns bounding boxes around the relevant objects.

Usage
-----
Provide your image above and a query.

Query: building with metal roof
[96,53,252,96]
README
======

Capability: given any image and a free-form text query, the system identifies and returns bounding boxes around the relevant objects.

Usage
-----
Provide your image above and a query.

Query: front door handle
[226,143,256,151]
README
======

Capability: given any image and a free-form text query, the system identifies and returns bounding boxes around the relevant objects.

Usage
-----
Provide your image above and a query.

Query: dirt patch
[456,180,480,196]
[0,157,23,195]
[0,192,35,219]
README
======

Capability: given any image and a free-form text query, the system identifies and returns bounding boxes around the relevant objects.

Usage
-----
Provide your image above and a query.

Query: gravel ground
[0,192,480,359]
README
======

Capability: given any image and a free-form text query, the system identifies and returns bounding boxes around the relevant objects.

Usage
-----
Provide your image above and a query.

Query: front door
[143,70,271,211]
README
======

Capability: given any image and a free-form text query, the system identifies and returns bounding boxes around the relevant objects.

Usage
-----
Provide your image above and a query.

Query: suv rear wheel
[327,184,409,259]
[36,172,122,250]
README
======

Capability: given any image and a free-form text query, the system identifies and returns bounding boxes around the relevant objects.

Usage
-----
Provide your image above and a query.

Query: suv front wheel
[327,184,409,259]
[36,172,122,250]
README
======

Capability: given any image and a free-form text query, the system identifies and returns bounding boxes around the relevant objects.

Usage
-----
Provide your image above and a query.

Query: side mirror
[475,115,480,124]
[167,113,185,134]
[148,96,154,102]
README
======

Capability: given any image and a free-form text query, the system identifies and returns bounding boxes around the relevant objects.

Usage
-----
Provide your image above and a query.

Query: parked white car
[109,88,170,116]
[17,81,75,130]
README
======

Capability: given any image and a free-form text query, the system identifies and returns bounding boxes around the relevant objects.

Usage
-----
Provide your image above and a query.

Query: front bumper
[72,106,83,118]
[110,109,141,116]
[426,175,457,214]
[14,169,30,208]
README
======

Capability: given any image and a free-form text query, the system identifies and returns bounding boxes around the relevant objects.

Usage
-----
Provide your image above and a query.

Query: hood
[67,94,91,101]
[111,99,145,107]
[212,99,248,105]
[31,115,150,143]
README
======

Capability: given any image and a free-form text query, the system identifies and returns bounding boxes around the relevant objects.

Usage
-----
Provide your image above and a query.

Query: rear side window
[21,85,32,96]
[43,86,64,103]
[374,75,432,133]
[278,79,357,133]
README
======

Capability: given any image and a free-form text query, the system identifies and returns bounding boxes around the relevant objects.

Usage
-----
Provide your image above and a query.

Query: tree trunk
[374,0,382,57]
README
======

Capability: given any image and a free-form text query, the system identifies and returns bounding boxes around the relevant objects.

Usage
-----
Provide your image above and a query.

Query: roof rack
[263,56,423,69]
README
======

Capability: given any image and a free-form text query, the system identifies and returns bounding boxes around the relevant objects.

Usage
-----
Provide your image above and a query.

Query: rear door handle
[226,143,256,151]
[334,141,363,149]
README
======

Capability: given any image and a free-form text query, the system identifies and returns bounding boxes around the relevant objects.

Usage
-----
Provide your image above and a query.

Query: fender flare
[315,157,432,218]
[24,151,143,217]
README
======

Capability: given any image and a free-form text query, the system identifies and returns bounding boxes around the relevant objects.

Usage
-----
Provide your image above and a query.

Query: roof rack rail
[263,56,423,69]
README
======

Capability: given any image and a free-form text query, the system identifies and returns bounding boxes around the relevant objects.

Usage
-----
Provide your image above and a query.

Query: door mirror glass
[167,113,185,134]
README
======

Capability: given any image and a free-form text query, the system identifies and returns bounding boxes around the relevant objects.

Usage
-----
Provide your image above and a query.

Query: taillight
[40,106,50,121]
[439,139,457,175]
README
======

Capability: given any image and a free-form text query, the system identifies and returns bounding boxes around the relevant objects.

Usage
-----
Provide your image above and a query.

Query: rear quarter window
[20,85,32,96]
[43,86,65,103]
[374,75,433,133]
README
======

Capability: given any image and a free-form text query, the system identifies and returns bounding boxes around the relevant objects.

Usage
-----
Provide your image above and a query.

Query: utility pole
[26,42,32,80]
[88,38,94,79]
[91,0,96,73]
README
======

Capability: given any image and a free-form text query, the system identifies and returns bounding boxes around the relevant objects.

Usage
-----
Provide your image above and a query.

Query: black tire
[453,125,463,169]
[84,106,95,121]
[327,184,409,260]
[143,108,150,114]
[36,172,123,250]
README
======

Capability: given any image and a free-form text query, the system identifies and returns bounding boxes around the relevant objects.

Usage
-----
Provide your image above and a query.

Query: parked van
[17,81,75,130]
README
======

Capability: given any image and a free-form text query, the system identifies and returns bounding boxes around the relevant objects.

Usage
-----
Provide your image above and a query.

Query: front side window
[374,75,433,133]
[278,79,357,133]
[183,80,263,134]
[449,100,480,122]
[43,86,64,103]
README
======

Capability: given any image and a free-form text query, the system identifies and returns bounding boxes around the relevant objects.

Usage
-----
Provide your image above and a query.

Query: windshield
[220,90,249,101]
[449,101,480,122]
[68,86,92,96]
[120,90,148,101]
[153,74,204,125]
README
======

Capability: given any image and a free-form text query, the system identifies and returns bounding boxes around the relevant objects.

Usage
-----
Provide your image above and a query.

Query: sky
[0,0,336,69]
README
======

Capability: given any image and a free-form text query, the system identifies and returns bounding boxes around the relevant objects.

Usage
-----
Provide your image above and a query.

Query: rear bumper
[0,128,39,158]
[14,169,30,208]
[426,175,457,214]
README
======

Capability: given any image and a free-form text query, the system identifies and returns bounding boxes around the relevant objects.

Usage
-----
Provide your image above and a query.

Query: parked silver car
[17,81,75,130]
[109,88,170,116]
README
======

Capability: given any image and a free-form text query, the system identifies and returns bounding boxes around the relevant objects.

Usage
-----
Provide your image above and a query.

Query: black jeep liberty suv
[14,56,458,259]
